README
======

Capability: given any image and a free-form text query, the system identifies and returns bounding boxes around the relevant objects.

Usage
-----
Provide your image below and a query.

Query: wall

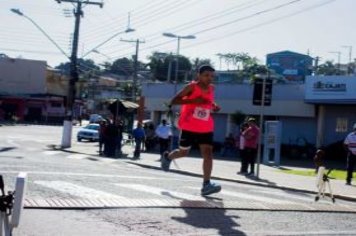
[0,58,46,95]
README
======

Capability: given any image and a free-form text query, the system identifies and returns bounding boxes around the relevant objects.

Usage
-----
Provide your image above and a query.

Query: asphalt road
[1,125,356,236]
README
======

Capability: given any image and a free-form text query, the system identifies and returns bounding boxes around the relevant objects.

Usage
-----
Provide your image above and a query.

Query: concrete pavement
[56,140,356,202]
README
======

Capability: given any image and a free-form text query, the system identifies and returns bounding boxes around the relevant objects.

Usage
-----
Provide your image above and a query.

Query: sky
[1,0,355,70]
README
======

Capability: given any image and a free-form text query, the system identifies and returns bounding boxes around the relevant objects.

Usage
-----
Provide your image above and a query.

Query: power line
[181,0,337,51]
[100,0,265,57]
[0,47,64,55]
[81,0,177,38]
[105,0,305,60]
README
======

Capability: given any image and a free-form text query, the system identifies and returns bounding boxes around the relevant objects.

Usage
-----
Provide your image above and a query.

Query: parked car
[77,124,100,142]
[89,114,104,123]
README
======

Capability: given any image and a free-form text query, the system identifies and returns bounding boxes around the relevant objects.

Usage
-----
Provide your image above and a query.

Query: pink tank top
[178,81,214,133]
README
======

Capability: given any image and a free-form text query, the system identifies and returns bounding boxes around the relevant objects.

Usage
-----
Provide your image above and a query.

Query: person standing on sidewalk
[132,122,145,159]
[155,119,172,160]
[344,123,356,185]
[161,65,222,196]
[242,118,260,176]
[238,122,249,174]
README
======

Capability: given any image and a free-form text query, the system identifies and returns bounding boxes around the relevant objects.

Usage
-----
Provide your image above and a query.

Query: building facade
[267,50,313,81]
[305,76,356,147]
[142,82,316,148]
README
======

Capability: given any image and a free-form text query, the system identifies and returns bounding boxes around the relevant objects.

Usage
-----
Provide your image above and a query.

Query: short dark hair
[198,65,215,74]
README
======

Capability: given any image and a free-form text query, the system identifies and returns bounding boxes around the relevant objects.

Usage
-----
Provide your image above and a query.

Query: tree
[55,59,100,77]
[109,57,134,75]
[192,57,212,72]
[148,52,192,82]
[316,61,341,75]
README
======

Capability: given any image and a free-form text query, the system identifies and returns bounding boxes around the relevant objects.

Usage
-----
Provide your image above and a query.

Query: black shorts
[179,130,213,149]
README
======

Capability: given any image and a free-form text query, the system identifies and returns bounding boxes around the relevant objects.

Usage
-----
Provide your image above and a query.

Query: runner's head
[197,65,215,85]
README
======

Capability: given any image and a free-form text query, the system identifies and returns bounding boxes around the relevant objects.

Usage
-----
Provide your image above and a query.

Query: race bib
[193,107,210,121]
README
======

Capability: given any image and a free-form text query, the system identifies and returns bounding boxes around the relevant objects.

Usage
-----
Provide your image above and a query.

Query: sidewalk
[63,142,356,202]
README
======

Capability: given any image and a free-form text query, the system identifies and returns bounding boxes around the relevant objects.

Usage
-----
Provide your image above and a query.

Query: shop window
[336,118,348,133]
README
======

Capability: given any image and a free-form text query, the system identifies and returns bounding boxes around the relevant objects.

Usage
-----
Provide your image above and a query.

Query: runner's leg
[200,144,213,181]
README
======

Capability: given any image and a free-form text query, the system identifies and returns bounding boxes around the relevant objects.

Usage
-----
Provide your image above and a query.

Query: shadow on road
[0,147,17,152]
[172,200,246,236]
[161,191,246,235]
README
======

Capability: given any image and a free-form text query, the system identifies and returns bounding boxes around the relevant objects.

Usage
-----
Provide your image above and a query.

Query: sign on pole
[253,78,273,106]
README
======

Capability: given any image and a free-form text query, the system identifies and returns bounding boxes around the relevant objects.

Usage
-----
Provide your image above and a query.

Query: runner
[161,65,221,196]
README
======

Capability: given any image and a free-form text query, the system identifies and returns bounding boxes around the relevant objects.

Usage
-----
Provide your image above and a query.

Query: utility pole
[56,0,103,148]
[120,39,145,102]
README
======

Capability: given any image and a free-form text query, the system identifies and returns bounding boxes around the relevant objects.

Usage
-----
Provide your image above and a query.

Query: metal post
[57,0,103,148]
[175,37,181,84]
[167,53,172,82]
[256,74,267,178]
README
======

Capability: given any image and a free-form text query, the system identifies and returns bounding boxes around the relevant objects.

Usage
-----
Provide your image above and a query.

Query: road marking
[66,154,89,159]
[188,187,294,204]
[256,189,314,203]
[43,151,62,156]
[0,171,196,181]
[115,183,205,201]
[6,139,20,147]
[35,181,127,199]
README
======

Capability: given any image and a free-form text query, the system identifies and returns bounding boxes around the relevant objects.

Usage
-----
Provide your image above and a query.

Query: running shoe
[201,182,222,196]
[161,151,171,171]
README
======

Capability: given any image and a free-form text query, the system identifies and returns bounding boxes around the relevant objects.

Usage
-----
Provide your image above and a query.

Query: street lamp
[162,32,196,83]
[92,49,111,60]
[342,45,353,75]
[82,28,135,58]
[162,32,195,150]
[10,8,69,59]
[329,51,341,73]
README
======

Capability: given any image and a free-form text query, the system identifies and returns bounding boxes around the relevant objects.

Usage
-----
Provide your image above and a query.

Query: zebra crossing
[24,179,356,212]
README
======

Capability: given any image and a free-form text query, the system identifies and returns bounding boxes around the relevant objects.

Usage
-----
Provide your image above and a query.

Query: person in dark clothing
[105,120,118,157]
[115,118,124,158]
[99,120,107,155]
[238,122,249,174]
[132,122,146,159]
[144,123,156,152]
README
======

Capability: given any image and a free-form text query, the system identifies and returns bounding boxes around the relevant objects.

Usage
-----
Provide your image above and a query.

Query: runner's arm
[169,84,209,106]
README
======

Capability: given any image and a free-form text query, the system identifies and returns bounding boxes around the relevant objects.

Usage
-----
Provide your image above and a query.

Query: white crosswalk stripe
[66,154,89,159]
[42,151,62,156]
[35,181,127,199]
[115,183,205,201]
[188,187,294,204]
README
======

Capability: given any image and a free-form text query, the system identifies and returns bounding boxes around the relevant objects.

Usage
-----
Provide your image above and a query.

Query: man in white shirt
[155,119,172,159]
[344,123,356,185]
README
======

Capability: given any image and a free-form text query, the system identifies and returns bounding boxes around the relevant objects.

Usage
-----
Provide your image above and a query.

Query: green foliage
[55,59,101,77]
[110,57,134,75]
[279,168,346,180]
[148,52,192,82]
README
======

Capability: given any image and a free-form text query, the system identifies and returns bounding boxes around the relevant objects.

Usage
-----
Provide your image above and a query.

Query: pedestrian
[155,119,172,160]
[242,117,260,176]
[115,118,124,158]
[98,120,107,155]
[132,122,145,159]
[238,122,249,174]
[144,123,156,152]
[344,123,356,185]
[105,120,118,157]
[161,65,222,196]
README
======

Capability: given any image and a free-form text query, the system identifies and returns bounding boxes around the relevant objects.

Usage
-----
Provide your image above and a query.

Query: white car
[77,124,100,142]
[89,114,104,123]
